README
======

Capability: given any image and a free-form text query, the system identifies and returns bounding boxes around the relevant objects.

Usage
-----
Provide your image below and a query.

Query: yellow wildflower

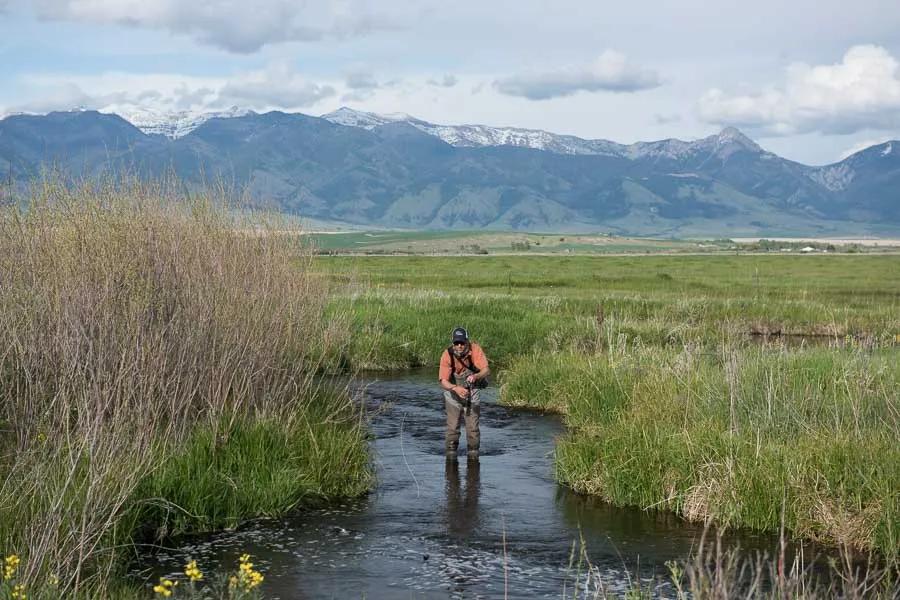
[184,559,203,582]
[11,583,26,599]
[4,554,21,580]
[233,553,264,591]
[152,577,177,597]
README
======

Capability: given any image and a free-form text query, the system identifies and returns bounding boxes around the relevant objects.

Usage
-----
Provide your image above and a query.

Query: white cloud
[32,0,407,53]
[654,113,681,125]
[217,64,335,107]
[345,71,380,90]
[428,74,458,88]
[14,65,337,114]
[493,50,661,100]
[698,45,900,136]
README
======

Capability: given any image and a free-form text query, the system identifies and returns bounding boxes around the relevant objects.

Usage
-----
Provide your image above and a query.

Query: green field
[307,230,729,254]
[318,254,900,557]
[320,254,899,369]
[304,230,900,256]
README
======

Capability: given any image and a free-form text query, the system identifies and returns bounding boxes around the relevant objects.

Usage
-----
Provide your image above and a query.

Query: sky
[1,0,900,165]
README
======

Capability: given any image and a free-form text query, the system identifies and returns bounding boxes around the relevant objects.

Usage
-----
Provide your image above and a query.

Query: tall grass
[501,344,900,557]
[0,179,370,596]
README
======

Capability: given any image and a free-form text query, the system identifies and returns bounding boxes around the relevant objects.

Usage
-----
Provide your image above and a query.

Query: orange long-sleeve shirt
[438,343,488,382]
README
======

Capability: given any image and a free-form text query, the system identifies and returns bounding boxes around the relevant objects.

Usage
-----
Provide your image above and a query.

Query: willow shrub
[500,344,899,557]
[0,179,370,596]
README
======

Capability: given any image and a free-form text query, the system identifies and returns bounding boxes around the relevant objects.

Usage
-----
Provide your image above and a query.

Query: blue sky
[2,0,900,165]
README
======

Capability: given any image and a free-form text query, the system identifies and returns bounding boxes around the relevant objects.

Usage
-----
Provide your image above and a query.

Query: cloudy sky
[1,0,899,165]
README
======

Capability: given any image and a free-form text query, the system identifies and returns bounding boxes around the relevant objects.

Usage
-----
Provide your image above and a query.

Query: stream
[134,370,806,598]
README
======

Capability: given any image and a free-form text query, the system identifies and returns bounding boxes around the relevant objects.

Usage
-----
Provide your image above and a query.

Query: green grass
[501,347,900,556]
[128,399,371,537]
[318,255,899,369]
[318,254,900,559]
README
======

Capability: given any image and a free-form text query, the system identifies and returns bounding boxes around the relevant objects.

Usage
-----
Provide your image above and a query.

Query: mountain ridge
[0,109,897,236]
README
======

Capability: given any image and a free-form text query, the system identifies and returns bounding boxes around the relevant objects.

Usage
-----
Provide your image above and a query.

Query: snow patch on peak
[114,106,253,139]
[321,107,402,129]
[882,143,893,156]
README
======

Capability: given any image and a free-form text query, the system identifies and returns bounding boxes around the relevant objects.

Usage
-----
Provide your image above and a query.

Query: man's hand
[465,374,477,384]
[455,385,469,398]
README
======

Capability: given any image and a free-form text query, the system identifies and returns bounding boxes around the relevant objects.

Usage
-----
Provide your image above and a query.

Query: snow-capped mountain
[112,106,253,139]
[106,104,772,161]
[2,109,899,234]
[321,107,770,161]
[322,107,626,156]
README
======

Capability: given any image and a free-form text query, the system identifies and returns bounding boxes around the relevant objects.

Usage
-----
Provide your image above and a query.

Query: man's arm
[466,345,490,384]
[468,365,490,383]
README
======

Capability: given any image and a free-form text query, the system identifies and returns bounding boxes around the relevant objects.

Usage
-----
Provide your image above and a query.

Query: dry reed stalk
[0,177,352,594]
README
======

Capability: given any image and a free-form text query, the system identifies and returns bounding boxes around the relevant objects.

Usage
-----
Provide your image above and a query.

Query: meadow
[316,254,900,559]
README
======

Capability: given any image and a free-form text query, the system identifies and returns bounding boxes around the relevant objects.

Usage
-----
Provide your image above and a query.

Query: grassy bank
[319,255,899,560]
[503,346,899,556]
[0,182,371,597]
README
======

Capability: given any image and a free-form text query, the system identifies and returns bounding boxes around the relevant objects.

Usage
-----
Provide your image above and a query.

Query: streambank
[500,345,900,559]
[131,370,865,599]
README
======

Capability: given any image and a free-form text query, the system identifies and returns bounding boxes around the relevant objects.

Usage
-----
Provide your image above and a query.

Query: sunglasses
[452,341,468,346]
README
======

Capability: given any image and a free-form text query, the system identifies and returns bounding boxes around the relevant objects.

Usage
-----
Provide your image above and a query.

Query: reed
[0,178,369,596]
[566,529,899,599]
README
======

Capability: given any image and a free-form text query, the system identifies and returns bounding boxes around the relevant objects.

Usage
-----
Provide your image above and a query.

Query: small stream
[134,370,807,598]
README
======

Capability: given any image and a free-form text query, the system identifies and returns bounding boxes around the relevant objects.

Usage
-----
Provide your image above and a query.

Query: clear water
[132,370,807,599]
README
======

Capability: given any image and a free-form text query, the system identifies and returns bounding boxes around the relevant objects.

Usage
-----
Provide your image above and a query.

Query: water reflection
[444,457,481,539]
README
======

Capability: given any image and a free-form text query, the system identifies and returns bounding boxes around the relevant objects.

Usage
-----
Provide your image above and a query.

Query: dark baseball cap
[451,327,469,343]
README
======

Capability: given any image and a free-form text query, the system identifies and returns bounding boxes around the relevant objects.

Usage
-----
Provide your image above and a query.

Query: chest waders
[444,351,481,460]
[453,366,475,415]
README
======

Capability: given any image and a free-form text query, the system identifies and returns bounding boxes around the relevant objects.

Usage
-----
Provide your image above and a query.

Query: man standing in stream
[439,327,490,461]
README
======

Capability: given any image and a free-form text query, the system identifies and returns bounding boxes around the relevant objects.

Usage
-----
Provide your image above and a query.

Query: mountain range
[0,107,897,235]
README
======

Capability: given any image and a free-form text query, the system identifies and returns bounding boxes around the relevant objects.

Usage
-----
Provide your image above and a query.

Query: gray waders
[443,367,480,460]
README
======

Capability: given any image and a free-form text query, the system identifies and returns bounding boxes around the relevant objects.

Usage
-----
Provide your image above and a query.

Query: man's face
[452,341,469,357]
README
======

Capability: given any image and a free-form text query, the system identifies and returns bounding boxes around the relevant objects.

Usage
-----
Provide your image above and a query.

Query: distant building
[800,246,816,253]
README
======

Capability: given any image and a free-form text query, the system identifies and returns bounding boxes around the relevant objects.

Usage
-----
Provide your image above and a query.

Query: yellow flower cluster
[184,559,203,582]
[11,583,26,599]
[153,577,178,597]
[229,554,264,592]
[3,554,20,581]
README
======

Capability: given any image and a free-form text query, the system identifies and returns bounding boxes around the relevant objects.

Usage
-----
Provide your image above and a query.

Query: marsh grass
[564,529,899,599]
[502,345,900,557]
[320,255,898,560]
[0,179,370,596]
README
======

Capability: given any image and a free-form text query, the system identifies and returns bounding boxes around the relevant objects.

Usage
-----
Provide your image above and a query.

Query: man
[438,326,490,460]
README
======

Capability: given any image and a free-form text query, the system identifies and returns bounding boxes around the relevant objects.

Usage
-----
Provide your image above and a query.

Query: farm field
[304,229,900,255]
